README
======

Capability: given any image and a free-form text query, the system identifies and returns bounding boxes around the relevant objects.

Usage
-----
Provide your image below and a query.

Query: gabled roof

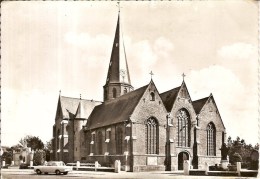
[58,96,101,119]
[192,94,225,129]
[160,86,181,112]
[86,84,148,130]
[192,96,209,114]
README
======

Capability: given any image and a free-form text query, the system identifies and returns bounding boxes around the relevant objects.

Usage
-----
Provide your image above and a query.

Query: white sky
[1,1,258,147]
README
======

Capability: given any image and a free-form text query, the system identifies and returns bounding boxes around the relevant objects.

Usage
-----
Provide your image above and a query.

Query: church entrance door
[178,152,189,170]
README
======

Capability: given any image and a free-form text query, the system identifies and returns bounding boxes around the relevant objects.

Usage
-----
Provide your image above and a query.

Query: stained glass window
[177,109,190,147]
[145,117,158,154]
[207,123,216,156]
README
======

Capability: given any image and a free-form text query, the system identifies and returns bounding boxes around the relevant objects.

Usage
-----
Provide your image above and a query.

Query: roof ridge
[192,96,209,103]
[86,84,149,130]
[60,96,101,102]
[104,84,148,104]
[160,86,181,95]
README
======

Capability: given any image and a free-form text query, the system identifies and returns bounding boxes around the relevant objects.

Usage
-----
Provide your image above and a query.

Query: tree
[44,140,52,162]
[27,136,44,150]
[2,151,12,164]
[230,152,242,164]
[16,135,44,151]
[44,140,52,151]
[228,136,259,168]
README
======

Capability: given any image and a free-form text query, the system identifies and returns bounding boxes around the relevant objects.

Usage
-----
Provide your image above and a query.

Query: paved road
[1,168,256,179]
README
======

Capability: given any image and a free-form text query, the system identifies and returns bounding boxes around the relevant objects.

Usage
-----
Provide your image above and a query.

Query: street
[1,168,257,179]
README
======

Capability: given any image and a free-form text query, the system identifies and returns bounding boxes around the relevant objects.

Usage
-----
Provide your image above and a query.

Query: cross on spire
[80,94,81,100]
[182,73,186,81]
[149,71,154,79]
[59,90,61,96]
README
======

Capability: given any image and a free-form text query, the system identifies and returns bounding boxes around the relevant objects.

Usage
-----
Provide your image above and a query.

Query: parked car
[34,161,72,175]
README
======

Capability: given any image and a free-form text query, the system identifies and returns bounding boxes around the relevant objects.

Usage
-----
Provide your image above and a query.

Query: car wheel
[36,169,42,175]
[55,170,61,175]
[63,172,68,175]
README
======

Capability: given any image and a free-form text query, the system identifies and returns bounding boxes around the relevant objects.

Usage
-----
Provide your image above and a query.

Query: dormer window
[150,92,155,101]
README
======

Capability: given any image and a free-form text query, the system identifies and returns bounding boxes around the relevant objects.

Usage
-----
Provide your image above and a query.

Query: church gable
[177,81,192,102]
[130,80,167,155]
[131,80,167,125]
[160,81,192,113]
[198,95,225,130]
[170,81,196,116]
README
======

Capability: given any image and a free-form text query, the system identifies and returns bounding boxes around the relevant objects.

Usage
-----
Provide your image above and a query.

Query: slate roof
[192,96,209,114]
[160,86,181,112]
[105,15,131,85]
[59,96,102,119]
[86,84,148,130]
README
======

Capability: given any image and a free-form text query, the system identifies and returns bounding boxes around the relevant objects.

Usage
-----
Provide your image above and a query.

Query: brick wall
[130,82,168,169]
[197,98,225,158]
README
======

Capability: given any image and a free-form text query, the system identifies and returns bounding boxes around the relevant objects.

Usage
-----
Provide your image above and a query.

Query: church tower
[103,13,134,101]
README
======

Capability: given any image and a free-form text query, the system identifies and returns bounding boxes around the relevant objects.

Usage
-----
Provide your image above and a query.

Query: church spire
[103,9,133,101]
[105,13,131,85]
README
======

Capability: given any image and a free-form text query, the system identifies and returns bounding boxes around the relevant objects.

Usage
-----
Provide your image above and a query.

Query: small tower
[73,95,86,161]
[103,12,134,101]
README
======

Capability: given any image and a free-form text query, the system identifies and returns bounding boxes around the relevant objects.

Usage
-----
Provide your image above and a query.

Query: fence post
[95,161,99,172]
[236,162,241,176]
[114,160,121,173]
[30,161,33,167]
[183,160,190,175]
[76,161,80,170]
[205,162,209,175]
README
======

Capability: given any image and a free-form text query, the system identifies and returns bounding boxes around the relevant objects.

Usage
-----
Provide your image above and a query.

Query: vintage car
[34,161,72,175]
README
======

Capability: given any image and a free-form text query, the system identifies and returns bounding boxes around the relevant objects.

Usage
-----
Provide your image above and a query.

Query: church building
[51,12,226,172]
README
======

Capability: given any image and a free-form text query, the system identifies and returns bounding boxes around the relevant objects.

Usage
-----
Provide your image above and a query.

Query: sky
[1,1,258,147]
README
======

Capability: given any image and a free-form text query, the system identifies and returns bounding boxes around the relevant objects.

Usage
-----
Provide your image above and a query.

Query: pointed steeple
[75,97,85,119]
[105,14,131,85]
[103,11,133,101]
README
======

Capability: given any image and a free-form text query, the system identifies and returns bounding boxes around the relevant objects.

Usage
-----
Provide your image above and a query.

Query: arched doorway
[178,152,189,170]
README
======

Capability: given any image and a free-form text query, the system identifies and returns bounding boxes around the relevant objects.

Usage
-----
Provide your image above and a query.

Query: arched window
[124,88,127,94]
[112,88,117,98]
[207,122,216,156]
[177,109,191,147]
[116,127,123,154]
[98,131,103,155]
[150,92,155,101]
[145,117,158,154]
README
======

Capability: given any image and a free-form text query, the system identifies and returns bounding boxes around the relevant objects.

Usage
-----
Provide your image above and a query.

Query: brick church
[51,13,226,172]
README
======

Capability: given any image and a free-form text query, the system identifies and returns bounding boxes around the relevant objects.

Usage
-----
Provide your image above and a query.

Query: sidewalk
[1,168,257,178]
